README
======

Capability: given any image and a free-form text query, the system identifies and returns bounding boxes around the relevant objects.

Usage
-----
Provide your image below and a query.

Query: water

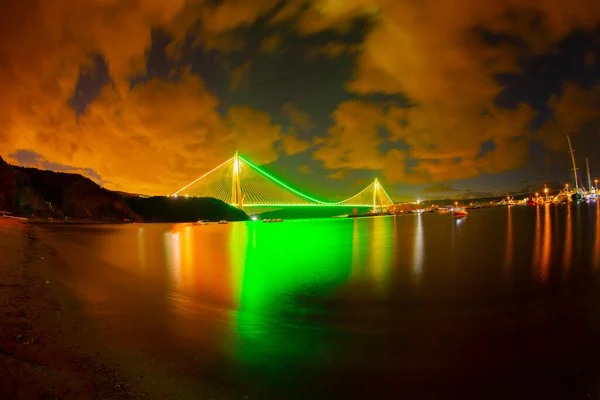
[41,205,600,399]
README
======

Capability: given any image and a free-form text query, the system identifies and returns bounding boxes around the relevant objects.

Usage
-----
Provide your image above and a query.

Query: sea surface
[40,204,600,399]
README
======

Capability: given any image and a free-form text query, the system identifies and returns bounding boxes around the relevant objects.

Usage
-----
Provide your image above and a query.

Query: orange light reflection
[594,203,600,269]
[137,227,146,271]
[413,213,424,281]
[503,206,513,274]
[540,204,551,282]
[532,206,541,277]
[164,229,181,288]
[562,205,573,273]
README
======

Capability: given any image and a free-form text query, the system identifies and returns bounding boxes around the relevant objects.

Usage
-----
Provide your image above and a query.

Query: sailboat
[585,158,597,201]
[566,135,584,201]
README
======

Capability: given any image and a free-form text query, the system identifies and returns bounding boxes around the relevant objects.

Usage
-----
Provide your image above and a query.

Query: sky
[1,0,600,201]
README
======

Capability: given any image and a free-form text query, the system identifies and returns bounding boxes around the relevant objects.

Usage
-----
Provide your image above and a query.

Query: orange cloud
[313,100,387,170]
[537,84,600,152]
[4,70,281,195]
[260,33,283,54]
[306,42,360,58]
[279,103,313,156]
[421,183,458,194]
[282,103,315,131]
[0,1,284,195]
[328,170,347,180]
[280,135,311,156]
[298,165,311,174]
[295,0,600,183]
[314,99,535,184]
[229,62,252,90]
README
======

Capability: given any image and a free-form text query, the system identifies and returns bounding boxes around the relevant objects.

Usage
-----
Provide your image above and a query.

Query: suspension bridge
[171,152,395,211]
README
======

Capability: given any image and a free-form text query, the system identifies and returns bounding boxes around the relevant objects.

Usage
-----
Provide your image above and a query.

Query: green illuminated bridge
[171,153,395,210]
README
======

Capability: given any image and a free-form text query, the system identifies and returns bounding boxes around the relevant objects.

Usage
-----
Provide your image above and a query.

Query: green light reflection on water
[228,218,355,372]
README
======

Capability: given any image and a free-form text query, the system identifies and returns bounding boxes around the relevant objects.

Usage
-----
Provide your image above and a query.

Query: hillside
[125,196,249,222]
[0,156,139,221]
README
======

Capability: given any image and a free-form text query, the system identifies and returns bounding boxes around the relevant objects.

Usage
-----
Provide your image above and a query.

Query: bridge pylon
[372,178,385,213]
[232,151,243,209]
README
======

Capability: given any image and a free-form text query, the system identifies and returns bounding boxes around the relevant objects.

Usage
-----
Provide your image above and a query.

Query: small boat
[454,208,468,218]
[218,220,228,224]
[194,219,209,225]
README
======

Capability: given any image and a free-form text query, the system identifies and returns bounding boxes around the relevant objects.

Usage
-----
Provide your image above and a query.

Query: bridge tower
[231,151,243,208]
[373,178,383,213]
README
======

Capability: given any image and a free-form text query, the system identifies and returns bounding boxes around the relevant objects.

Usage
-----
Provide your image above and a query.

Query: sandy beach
[0,219,142,399]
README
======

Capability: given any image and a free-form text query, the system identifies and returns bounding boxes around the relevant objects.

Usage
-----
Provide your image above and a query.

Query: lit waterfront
[40,204,600,399]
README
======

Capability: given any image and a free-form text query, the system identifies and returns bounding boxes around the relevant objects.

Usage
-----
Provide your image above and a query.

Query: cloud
[299,165,311,174]
[313,99,533,184]
[229,62,252,91]
[0,1,285,196]
[328,170,347,180]
[586,51,596,67]
[260,33,283,54]
[537,83,600,152]
[313,100,388,170]
[170,0,281,53]
[9,150,103,183]
[280,135,311,156]
[284,0,598,182]
[2,67,281,195]
[279,103,314,156]
[282,103,316,131]
[306,42,360,58]
[421,183,459,194]
[459,190,496,199]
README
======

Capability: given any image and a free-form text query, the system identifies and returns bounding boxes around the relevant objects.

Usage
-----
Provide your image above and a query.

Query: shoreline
[0,220,231,399]
[0,219,142,398]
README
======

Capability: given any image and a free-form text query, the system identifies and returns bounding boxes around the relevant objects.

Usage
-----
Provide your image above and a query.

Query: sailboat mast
[567,135,579,189]
[587,158,592,191]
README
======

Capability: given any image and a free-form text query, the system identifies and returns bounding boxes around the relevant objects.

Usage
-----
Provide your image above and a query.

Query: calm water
[41,205,600,399]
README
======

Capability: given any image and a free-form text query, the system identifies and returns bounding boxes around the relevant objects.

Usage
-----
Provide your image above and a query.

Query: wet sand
[0,219,140,398]
[0,220,247,399]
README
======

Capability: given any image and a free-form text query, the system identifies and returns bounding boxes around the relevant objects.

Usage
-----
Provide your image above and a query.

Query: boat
[566,135,584,201]
[263,218,283,223]
[453,208,468,218]
[194,219,209,225]
[218,220,228,224]
[584,158,598,201]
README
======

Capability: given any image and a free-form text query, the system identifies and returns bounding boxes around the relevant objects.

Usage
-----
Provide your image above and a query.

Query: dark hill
[125,196,248,222]
[0,156,139,221]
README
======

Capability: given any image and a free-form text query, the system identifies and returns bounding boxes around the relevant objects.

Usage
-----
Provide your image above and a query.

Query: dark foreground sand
[0,220,159,399]
[0,220,247,400]
[0,219,134,398]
